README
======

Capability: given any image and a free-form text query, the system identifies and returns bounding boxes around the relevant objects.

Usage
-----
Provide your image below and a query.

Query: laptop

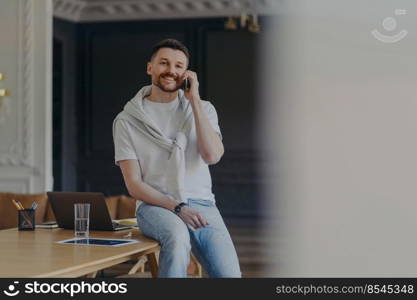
[47,192,132,231]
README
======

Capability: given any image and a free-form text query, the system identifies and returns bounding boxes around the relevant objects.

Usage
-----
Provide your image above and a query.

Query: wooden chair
[117,251,203,278]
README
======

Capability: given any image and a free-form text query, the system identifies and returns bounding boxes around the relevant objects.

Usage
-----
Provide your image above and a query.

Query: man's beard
[154,73,181,92]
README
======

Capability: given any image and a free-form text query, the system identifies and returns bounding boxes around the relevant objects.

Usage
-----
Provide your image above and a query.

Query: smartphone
[182,77,190,90]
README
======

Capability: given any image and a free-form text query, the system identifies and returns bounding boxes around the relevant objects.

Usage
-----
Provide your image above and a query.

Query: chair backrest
[116,195,137,219]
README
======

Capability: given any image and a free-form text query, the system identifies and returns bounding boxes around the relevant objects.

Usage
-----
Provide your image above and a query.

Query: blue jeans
[136,198,241,278]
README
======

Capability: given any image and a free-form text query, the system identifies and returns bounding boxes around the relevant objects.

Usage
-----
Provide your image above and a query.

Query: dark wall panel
[202,26,262,217]
[206,30,258,150]
[53,19,80,192]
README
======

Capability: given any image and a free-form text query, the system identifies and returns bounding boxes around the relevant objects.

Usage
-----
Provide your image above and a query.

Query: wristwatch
[173,202,187,214]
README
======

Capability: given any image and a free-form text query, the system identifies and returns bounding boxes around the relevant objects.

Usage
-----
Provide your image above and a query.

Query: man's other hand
[178,206,209,231]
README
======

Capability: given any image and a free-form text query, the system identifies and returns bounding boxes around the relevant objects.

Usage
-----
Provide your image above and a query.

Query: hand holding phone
[181,70,200,101]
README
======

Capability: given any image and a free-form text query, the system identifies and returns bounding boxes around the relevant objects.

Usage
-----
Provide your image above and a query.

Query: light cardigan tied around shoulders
[112,85,193,204]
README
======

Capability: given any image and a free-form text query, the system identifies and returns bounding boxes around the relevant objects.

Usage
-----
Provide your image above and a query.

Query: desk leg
[147,252,159,278]
[85,271,97,278]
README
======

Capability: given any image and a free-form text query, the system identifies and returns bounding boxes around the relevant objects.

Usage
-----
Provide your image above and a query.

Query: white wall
[0,0,53,193]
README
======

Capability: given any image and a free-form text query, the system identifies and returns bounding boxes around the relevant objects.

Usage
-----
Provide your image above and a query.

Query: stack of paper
[36,221,58,228]
[114,218,137,226]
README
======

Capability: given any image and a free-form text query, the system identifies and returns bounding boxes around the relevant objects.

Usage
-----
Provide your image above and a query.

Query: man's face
[147,47,188,93]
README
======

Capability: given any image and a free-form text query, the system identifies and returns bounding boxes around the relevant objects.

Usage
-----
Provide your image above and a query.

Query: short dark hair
[149,39,190,63]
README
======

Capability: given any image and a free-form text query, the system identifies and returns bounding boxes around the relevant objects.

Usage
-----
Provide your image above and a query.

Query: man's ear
[146,62,152,75]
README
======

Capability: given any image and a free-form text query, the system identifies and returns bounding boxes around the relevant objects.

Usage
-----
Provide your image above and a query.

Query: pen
[11,199,22,210]
[16,200,25,210]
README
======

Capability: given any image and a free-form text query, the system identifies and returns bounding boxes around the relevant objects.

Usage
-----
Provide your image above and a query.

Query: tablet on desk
[57,238,139,247]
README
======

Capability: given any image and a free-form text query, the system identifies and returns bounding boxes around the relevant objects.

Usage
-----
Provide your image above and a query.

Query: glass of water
[74,203,90,237]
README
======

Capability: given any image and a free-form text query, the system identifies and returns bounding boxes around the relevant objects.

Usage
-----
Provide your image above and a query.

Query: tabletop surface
[0,227,159,278]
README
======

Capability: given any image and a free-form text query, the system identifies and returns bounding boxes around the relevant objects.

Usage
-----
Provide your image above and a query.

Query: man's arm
[119,159,208,230]
[183,71,224,165]
[119,159,177,211]
[191,99,224,165]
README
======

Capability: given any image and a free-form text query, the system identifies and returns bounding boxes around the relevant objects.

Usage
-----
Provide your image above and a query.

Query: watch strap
[174,202,187,214]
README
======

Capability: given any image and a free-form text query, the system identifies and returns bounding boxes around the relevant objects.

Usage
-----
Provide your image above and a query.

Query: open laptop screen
[47,192,126,231]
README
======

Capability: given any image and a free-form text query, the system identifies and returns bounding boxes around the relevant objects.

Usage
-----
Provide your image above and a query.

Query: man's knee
[159,221,191,251]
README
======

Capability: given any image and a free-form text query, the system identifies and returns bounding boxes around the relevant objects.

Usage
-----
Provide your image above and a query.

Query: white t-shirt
[113,95,222,203]
[142,96,183,139]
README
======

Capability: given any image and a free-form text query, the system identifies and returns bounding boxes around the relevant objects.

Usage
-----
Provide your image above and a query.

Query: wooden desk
[0,228,160,278]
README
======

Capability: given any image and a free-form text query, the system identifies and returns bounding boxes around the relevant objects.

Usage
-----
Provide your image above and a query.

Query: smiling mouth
[161,77,176,83]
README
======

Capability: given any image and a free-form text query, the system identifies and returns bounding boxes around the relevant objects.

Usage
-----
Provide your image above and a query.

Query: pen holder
[18,209,35,231]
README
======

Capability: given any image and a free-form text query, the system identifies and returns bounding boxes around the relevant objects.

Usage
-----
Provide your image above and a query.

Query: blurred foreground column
[261,0,417,276]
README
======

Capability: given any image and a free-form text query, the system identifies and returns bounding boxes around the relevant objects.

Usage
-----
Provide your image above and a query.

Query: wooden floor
[224,218,270,278]
[101,217,269,278]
